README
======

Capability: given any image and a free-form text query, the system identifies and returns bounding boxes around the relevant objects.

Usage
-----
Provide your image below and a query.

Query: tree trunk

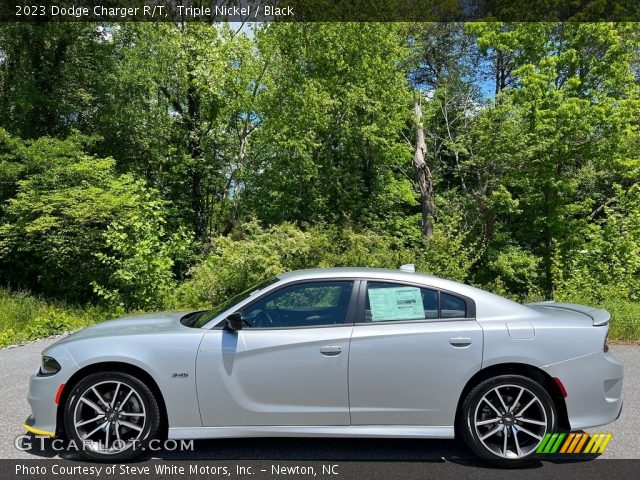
[412,96,435,239]
[185,56,206,241]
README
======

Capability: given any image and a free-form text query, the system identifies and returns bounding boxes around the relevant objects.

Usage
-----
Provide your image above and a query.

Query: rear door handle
[320,345,342,356]
[449,337,472,347]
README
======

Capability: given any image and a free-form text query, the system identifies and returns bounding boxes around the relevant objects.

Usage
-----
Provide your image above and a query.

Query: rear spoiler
[526,301,611,326]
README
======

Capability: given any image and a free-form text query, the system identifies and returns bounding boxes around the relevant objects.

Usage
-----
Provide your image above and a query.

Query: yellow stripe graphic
[588,434,604,453]
[598,434,613,453]
[560,433,575,453]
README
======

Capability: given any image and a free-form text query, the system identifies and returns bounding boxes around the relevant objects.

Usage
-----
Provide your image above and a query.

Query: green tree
[0,23,114,138]
[0,130,185,307]
[243,23,414,230]
[465,23,640,295]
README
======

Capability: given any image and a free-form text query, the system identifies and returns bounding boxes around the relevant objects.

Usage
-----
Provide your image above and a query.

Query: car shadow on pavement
[18,435,475,462]
[18,435,601,468]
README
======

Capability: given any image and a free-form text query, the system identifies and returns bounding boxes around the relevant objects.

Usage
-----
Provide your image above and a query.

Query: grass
[593,299,640,343]
[0,289,115,348]
[1,289,639,348]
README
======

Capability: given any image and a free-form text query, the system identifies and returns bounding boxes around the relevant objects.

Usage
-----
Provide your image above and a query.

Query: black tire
[63,371,161,461]
[458,374,557,468]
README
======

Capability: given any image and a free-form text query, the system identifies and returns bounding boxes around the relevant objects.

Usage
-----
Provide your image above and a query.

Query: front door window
[242,281,354,328]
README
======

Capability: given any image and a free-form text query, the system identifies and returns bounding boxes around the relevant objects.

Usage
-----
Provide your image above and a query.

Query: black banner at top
[2,0,640,22]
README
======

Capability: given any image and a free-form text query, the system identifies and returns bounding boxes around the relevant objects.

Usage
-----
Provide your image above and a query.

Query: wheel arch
[56,361,168,439]
[455,362,570,433]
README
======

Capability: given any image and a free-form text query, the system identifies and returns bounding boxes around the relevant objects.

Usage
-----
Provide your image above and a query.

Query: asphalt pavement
[0,338,637,461]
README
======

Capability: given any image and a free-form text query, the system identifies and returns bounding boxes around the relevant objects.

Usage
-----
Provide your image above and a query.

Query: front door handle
[449,337,472,347]
[320,345,342,356]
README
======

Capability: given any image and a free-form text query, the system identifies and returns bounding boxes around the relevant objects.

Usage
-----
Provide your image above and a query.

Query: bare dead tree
[412,94,435,239]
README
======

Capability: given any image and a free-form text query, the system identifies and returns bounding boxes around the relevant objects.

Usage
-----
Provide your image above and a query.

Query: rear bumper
[543,351,623,430]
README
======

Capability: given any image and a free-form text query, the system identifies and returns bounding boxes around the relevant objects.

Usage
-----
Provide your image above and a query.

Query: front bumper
[25,368,64,437]
[24,415,55,437]
[543,351,623,430]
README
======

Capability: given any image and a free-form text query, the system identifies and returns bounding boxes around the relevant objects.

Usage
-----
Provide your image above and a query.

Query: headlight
[39,356,61,376]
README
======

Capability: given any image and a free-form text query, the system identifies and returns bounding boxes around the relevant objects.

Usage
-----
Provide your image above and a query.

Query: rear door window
[364,282,468,322]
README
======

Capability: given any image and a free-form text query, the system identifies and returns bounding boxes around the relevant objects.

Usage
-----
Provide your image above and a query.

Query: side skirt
[168,425,455,440]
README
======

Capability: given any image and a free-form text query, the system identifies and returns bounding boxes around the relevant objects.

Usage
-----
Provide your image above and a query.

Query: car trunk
[525,301,610,326]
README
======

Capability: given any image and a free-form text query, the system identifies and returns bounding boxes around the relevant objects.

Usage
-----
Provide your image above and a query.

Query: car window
[441,292,467,318]
[365,282,438,322]
[364,282,468,322]
[242,281,354,328]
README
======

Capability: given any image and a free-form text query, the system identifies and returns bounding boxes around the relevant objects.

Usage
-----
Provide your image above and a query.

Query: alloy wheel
[473,384,548,459]
[72,380,146,455]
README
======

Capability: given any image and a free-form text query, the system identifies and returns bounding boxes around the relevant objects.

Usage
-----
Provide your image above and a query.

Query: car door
[348,280,483,427]
[196,280,357,427]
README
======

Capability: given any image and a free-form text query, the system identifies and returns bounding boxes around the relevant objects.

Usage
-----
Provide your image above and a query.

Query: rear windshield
[181,277,279,328]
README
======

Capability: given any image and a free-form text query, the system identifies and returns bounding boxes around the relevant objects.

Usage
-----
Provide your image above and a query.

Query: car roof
[277,267,469,294]
[278,267,437,282]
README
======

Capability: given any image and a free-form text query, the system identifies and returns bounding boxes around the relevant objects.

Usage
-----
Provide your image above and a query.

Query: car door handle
[449,337,472,347]
[320,346,342,356]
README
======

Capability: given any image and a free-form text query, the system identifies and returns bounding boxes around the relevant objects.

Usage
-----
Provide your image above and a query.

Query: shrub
[92,193,191,310]
[23,311,72,341]
[174,222,330,307]
[175,217,481,308]
[482,245,542,298]
[553,184,640,303]
[415,208,483,283]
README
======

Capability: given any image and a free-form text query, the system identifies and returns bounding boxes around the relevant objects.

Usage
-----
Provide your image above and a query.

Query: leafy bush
[605,300,640,342]
[92,193,191,310]
[482,245,542,298]
[553,184,640,303]
[23,311,72,341]
[318,228,412,269]
[415,207,483,283]
[175,218,481,308]
[174,222,330,308]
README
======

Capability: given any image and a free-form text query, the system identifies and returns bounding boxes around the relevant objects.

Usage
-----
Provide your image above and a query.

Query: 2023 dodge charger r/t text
[24,267,623,466]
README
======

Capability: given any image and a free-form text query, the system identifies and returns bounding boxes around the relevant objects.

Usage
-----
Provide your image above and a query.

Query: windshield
[181,277,279,328]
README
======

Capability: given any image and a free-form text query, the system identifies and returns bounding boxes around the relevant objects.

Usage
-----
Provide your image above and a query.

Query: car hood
[52,311,191,345]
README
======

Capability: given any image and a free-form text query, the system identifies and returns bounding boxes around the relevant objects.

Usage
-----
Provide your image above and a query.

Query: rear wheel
[63,371,160,461]
[459,375,556,467]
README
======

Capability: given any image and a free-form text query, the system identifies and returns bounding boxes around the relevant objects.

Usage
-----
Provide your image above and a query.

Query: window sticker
[368,287,425,321]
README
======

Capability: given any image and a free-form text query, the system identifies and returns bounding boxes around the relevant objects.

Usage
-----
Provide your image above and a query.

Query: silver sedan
[24,267,623,466]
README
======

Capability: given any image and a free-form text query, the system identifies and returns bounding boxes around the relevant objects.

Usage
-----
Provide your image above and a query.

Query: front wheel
[459,375,557,467]
[63,371,161,461]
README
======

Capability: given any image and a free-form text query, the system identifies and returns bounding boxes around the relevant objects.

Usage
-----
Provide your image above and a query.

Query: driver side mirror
[225,312,244,331]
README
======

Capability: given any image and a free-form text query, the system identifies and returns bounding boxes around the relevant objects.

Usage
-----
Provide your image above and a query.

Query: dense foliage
[0,22,638,342]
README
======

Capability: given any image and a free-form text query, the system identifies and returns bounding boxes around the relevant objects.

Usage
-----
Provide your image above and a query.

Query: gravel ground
[0,339,636,460]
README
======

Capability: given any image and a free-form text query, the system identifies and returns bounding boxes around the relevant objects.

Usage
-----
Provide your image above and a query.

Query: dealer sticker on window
[368,287,424,321]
